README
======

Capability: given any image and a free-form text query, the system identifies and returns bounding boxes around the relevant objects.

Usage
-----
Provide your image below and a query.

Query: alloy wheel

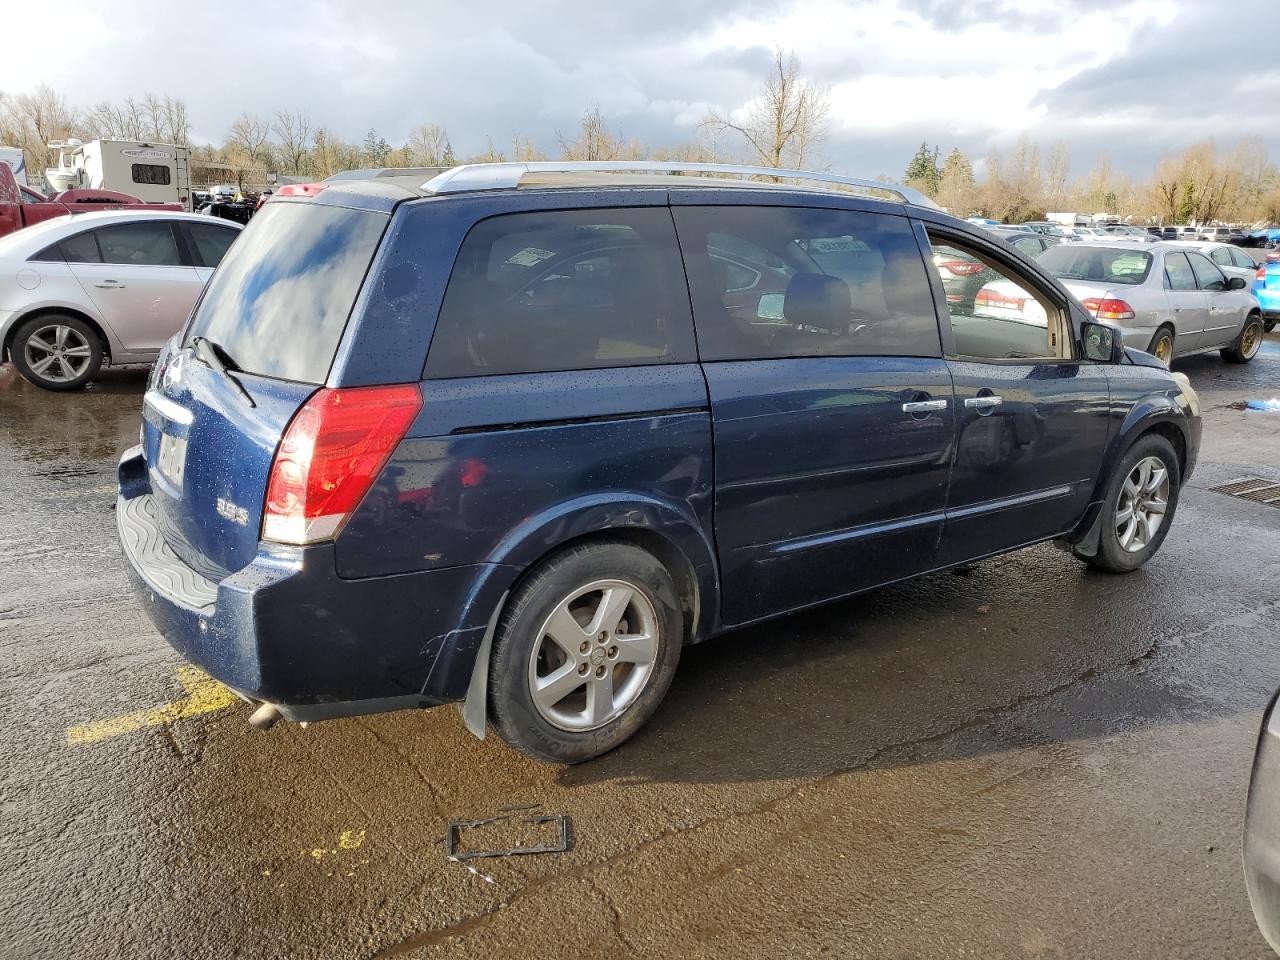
[1153,334,1173,363]
[1115,456,1170,553]
[1242,319,1262,359]
[527,579,659,732]
[22,324,93,384]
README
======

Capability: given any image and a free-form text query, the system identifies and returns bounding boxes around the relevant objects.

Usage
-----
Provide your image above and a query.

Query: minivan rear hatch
[141,200,389,580]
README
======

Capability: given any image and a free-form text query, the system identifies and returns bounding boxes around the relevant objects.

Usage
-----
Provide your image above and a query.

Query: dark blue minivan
[117,162,1202,762]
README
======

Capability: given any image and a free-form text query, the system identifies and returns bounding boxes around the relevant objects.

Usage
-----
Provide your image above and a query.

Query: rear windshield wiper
[191,336,256,409]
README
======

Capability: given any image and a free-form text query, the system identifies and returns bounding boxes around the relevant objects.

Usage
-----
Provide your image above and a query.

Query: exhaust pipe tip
[248,702,283,730]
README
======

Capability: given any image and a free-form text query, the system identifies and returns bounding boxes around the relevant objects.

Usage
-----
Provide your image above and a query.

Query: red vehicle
[0,163,181,239]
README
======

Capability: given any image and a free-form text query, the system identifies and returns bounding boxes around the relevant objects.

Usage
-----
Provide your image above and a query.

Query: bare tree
[559,105,625,161]
[0,86,82,176]
[226,112,272,167]
[702,48,830,169]
[407,123,452,166]
[272,108,312,175]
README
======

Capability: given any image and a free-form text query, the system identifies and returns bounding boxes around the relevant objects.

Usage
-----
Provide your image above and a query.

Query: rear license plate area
[156,431,188,489]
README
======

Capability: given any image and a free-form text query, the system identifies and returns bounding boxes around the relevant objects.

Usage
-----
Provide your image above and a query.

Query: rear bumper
[1246,689,1280,952]
[117,446,517,722]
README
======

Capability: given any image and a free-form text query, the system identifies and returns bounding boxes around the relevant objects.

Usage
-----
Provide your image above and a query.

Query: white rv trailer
[0,146,27,186]
[45,139,191,209]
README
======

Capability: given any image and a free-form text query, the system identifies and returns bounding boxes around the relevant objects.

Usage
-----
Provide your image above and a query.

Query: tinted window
[185,202,388,384]
[131,163,171,185]
[426,208,695,378]
[1188,252,1226,289]
[675,205,939,361]
[60,231,101,263]
[185,222,238,268]
[95,222,181,266]
[927,233,1065,361]
[29,242,65,263]
[1163,252,1197,290]
[1038,245,1152,285]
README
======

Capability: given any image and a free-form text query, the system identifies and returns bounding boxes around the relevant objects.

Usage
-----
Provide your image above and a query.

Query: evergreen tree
[904,142,942,196]
[362,128,391,165]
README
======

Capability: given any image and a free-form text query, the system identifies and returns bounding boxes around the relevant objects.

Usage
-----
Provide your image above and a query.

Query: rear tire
[11,314,103,391]
[1221,313,1264,364]
[1146,326,1175,365]
[1074,433,1181,574]
[488,541,684,763]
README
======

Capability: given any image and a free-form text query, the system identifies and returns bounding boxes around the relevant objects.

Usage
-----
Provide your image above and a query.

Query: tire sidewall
[1094,434,1181,573]
[489,542,684,763]
[11,315,103,391]
[1237,315,1264,362]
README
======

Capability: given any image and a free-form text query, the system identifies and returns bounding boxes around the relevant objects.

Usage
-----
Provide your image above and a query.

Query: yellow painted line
[66,666,239,745]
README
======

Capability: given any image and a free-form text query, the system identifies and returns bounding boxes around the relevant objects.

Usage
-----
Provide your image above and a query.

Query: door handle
[964,395,1004,409]
[902,399,948,413]
[93,281,125,289]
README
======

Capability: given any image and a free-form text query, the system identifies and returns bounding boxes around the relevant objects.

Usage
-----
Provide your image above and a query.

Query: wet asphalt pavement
[3,337,1280,960]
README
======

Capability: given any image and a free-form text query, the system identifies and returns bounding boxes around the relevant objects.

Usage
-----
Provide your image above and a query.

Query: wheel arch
[484,494,720,646]
[3,305,113,364]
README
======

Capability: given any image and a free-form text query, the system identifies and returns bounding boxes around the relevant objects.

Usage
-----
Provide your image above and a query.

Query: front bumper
[1245,689,1280,952]
[117,446,517,722]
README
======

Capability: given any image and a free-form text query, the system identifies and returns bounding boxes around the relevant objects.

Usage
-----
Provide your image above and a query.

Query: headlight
[1170,372,1200,416]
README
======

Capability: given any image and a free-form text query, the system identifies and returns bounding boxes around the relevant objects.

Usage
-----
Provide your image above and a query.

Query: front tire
[1222,313,1264,363]
[488,541,684,763]
[11,315,103,391]
[1075,434,1181,574]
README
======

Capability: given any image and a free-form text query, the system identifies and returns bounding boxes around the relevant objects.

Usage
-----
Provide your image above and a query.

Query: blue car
[117,161,1202,762]
[1254,259,1280,331]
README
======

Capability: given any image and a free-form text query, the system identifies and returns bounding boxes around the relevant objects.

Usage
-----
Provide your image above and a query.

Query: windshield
[1037,245,1152,285]
[184,201,388,384]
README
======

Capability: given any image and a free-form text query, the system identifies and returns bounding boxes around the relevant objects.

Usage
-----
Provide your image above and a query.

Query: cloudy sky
[1,0,1275,179]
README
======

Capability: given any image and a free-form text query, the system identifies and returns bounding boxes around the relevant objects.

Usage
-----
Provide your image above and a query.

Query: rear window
[185,202,388,384]
[425,208,695,378]
[1037,245,1152,285]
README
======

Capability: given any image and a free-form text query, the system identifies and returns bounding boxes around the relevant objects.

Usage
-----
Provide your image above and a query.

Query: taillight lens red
[1081,297,1136,321]
[939,259,984,277]
[1259,266,1268,282]
[263,384,422,545]
[975,287,1026,310]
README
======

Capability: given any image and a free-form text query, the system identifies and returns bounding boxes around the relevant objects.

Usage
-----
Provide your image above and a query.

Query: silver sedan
[0,210,241,390]
[1035,241,1263,364]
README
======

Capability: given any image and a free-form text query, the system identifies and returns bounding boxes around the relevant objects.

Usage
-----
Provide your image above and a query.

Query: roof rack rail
[421,161,941,209]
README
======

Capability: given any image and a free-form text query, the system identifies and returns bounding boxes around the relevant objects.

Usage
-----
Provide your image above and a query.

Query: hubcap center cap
[589,648,605,667]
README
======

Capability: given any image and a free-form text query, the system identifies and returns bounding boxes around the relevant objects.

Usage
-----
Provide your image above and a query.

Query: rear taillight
[939,259,984,277]
[1259,266,1268,282]
[263,384,422,545]
[975,287,1026,310]
[1081,297,1136,321]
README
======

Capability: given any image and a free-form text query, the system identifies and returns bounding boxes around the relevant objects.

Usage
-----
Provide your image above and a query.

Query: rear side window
[95,222,181,266]
[185,222,238,268]
[1209,247,1232,266]
[425,208,695,378]
[674,205,940,361]
[60,230,101,263]
[1038,245,1152,285]
[185,202,388,384]
[1164,252,1197,290]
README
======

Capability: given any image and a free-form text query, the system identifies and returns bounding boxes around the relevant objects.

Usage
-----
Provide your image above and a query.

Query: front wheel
[11,315,103,391]
[1074,433,1181,574]
[488,541,684,763]
[1222,313,1264,363]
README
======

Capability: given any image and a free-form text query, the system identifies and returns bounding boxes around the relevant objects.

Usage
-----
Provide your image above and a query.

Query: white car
[1161,240,1260,285]
[973,241,1263,364]
[0,211,241,389]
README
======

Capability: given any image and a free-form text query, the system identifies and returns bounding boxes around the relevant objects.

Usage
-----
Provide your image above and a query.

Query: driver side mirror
[1228,276,1248,290]
[1082,320,1123,363]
